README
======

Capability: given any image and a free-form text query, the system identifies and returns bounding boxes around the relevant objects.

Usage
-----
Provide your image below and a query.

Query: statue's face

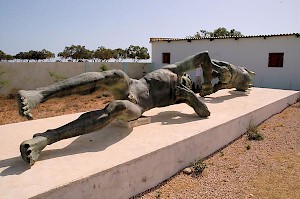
[181,73,192,89]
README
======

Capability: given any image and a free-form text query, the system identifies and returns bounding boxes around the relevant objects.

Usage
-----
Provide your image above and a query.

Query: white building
[150,33,300,90]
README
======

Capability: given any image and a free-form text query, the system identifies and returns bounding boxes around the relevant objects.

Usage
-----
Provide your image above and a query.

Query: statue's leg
[17,70,130,118]
[176,86,210,117]
[211,60,232,83]
[166,51,216,96]
[20,100,142,165]
[192,52,223,96]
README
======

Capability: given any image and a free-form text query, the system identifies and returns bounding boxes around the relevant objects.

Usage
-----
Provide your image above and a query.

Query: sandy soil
[0,94,299,199]
[134,102,300,199]
[0,90,112,125]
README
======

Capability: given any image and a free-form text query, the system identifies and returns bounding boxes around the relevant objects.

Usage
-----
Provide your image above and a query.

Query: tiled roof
[150,33,300,42]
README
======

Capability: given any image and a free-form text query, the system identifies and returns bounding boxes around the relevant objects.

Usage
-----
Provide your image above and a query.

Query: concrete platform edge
[31,91,300,199]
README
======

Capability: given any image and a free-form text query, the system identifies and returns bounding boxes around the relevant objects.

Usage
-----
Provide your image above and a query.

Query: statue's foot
[17,90,43,119]
[200,83,213,97]
[20,136,48,166]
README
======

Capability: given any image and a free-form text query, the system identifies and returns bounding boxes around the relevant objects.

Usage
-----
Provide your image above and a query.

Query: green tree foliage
[0,50,14,62]
[193,27,243,38]
[92,46,113,62]
[193,29,212,38]
[112,48,126,62]
[11,45,150,63]
[57,45,92,61]
[5,54,13,61]
[0,50,6,61]
[14,49,55,62]
[125,45,150,62]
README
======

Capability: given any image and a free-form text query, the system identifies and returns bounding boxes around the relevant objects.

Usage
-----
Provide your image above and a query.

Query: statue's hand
[199,83,213,97]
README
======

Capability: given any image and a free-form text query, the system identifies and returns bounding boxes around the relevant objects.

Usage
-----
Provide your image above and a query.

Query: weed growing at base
[247,125,264,141]
[191,158,206,177]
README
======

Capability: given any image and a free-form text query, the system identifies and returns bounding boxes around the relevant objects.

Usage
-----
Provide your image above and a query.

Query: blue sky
[0,0,299,57]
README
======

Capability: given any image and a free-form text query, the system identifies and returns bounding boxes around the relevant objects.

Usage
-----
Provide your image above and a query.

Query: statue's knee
[106,100,127,115]
[112,70,127,79]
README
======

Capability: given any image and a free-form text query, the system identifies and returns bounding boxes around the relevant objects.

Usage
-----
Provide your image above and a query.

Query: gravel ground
[0,94,299,199]
[133,102,300,199]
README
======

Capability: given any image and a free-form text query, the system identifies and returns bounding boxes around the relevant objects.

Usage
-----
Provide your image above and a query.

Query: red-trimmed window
[268,53,284,67]
[162,53,170,64]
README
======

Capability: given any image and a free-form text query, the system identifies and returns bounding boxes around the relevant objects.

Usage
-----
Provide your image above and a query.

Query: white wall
[0,62,151,96]
[152,35,300,90]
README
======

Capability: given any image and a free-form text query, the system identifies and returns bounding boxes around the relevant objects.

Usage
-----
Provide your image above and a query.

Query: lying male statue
[17,51,254,165]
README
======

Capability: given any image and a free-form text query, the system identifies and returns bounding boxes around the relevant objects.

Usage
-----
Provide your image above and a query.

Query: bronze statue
[17,51,254,165]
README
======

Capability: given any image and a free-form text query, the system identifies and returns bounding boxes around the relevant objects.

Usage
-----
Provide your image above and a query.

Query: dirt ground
[134,102,300,199]
[0,90,113,125]
[0,93,299,199]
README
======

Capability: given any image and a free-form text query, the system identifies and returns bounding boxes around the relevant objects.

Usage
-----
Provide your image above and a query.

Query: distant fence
[0,62,153,96]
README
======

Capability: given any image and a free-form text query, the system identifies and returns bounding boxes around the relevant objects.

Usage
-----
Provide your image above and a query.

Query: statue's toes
[20,142,37,165]
[17,92,33,119]
[20,137,47,166]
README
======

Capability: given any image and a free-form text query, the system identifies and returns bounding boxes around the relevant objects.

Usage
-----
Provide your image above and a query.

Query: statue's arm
[165,51,212,75]
[175,85,210,117]
[164,51,217,96]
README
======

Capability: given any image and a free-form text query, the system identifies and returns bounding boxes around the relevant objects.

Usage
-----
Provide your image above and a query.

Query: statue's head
[235,67,255,91]
[181,73,192,89]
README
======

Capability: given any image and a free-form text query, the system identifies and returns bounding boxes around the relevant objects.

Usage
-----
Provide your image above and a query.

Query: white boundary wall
[151,34,300,90]
[0,62,152,96]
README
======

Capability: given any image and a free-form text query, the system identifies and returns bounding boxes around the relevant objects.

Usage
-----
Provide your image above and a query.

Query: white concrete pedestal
[0,88,299,199]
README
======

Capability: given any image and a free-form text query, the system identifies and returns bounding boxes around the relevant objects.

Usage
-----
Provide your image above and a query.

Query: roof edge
[150,33,300,42]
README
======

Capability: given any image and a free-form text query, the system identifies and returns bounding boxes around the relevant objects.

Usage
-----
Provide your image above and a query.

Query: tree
[194,30,212,38]
[126,45,139,62]
[40,49,55,61]
[125,45,150,62]
[211,27,228,37]
[192,27,243,38]
[137,47,150,61]
[14,49,55,62]
[72,45,92,61]
[0,50,6,61]
[14,52,30,62]
[5,54,14,61]
[57,51,71,61]
[0,50,13,62]
[92,46,113,62]
[112,48,126,62]
[228,29,243,37]
[58,45,92,61]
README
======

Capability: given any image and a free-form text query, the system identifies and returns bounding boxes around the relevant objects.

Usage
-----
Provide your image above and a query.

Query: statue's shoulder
[162,64,177,70]
[142,68,177,82]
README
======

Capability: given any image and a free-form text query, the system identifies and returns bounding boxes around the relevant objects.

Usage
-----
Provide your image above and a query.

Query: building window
[268,53,284,67]
[162,53,170,64]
